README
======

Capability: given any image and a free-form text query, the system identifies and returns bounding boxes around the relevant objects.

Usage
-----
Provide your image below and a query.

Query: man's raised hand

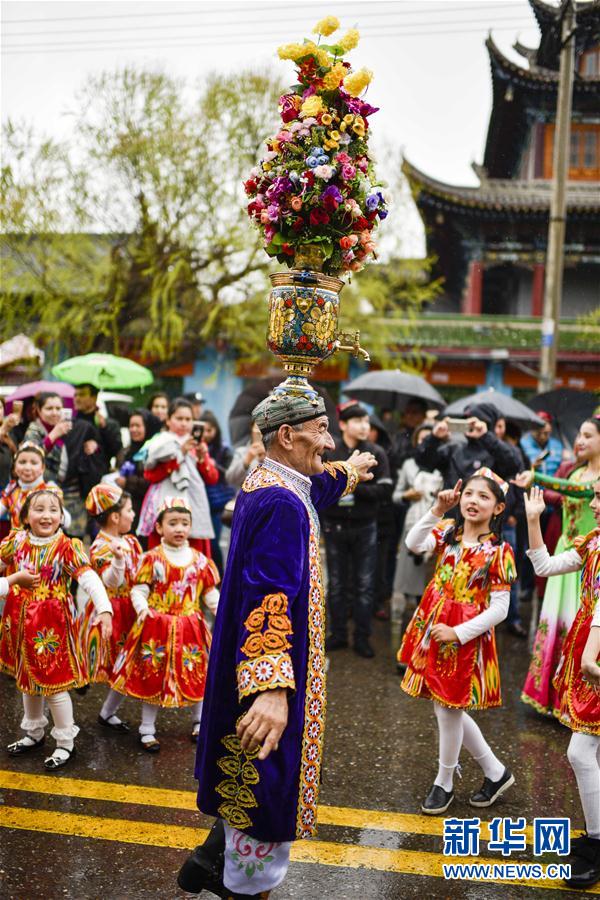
[348,449,377,482]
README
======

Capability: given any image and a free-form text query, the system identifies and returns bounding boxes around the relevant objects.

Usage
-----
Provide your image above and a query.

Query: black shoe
[353,639,375,659]
[44,746,76,771]
[7,735,45,755]
[177,819,225,895]
[564,834,600,889]
[507,622,527,639]
[98,713,130,733]
[421,784,454,815]
[74,684,90,696]
[469,768,514,807]
[139,736,160,754]
[325,636,348,652]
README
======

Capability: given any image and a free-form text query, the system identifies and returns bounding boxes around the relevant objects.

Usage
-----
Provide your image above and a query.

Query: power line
[2,18,535,48]
[4,14,535,40]
[2,23,541,55]
[2,3,530,26]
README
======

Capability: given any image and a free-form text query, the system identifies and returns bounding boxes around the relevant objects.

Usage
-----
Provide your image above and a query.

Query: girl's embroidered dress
[398,519,516,709]
[0,529,96,693]
[81,531,142,682]
[550,529,600,736]
[110,544,219,706]
[522,469,596,715]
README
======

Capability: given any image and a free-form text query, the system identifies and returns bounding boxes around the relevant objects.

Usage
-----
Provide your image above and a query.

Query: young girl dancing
[398,468,516,814]
[81,483,142,733]
[0,442,71,530]
[0,487,112,770]
[525,482,600,890]
[110,497,219,752]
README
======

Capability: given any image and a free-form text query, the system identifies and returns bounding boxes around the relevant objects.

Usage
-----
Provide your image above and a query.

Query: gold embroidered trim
[216,729,261,831]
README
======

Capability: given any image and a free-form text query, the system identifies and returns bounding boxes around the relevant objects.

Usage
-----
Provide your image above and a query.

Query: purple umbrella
[5,381,75,413]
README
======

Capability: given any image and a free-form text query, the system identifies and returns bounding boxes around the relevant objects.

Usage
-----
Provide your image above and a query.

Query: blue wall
[183,348,244,443]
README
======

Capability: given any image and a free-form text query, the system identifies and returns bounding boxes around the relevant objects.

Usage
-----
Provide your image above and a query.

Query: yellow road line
[0,769,528,842]
[2,805,596,893]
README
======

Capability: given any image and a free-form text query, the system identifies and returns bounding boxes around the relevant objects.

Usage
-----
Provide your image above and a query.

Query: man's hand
[348,449,377,482]
[244,442,265,467]
[432,419,450,441]
[465,417,487,439]
[237,688,288,761]
[49,420,72,442]
[83,440,99,456]
[403,487,423,502]
[431,623,458,643]
[512,471,534,490]
[432,479,462,516]
[93,611,113,640]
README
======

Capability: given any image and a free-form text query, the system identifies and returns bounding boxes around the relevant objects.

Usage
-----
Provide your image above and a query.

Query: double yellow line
[1,769,597,893]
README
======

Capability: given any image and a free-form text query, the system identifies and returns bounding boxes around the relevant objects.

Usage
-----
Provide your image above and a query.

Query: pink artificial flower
[341,164,356,181]
[260,209,271,224]
[267,204,280,222]
[276,131,293,143]
[335,152,352,165]
[360,230,372,246]
[264,225,276,242]
[313,165,334,181]
[356,157,369,173]
[290,196,303,211]
[364,241,376,254]
[350,259,363,271]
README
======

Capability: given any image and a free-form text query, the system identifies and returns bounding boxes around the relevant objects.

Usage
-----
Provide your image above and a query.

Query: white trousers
[21,691,79,749]
[567,731,600,839]
[223,825,291,894]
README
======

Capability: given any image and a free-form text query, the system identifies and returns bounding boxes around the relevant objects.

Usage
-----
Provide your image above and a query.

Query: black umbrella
[343,370,446,412]
[229,377,339,446]
[444,389,544,429]
[527,388,599,446]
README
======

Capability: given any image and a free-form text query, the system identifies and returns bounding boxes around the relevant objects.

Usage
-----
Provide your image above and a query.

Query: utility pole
[538,0,576,393]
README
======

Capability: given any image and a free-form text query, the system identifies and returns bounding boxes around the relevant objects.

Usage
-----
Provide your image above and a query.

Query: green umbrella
[52,353,154,390]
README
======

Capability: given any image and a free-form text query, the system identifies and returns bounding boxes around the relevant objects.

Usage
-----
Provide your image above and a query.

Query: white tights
[433,701,505,791]
[100,688,124,722]
[139,700,203,737]
[567,732,600,839]
[21,691,79,750]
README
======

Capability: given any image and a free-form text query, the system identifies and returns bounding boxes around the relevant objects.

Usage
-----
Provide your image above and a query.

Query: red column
[531,262,545,317]
[462,260,483,314]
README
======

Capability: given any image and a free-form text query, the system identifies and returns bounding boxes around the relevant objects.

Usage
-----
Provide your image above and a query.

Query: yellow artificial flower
[277,43,306,61]
[300,95,325,118]
[313,16,340,37]
[352,123,365,137]
[329,130,341,141]
[343,114,354,123]
[343,67,373,97]
[322,62,347,91]
[338,28,360,52]
[321,112,333,126]
[339,121,347,132]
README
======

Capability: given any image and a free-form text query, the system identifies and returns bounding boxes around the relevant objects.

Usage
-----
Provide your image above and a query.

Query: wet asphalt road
[0,599,594,900]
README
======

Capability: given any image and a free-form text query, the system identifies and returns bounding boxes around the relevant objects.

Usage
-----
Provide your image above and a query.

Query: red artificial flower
[281,243,295,256]
[279,94,301,123]
[244,179,257,195]
[322,194,339,213]
[292,216,305,232]
[302,171,315,188]
[309,209,330,226]
[355,217,370,230]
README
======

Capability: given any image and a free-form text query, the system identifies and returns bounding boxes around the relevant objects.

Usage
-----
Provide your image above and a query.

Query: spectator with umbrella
[321,400,391,658]
[24,392,72,483]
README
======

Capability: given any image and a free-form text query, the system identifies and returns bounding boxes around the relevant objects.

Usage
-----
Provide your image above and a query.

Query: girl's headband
[472,467,509,496]
[16,441,45,459]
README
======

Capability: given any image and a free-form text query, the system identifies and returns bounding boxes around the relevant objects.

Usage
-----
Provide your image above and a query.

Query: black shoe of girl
[74,684,90,696]
[44,746,76,771]
[177,819,225,895]
[469,768,515,807]
[7,735,45,755]
[564,834,600,889]
[421,784,454,815]
[139,736,160,754]
[97,714,130,733]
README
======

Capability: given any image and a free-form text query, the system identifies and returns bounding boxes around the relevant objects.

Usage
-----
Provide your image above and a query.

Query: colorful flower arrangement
[244,16,388,276]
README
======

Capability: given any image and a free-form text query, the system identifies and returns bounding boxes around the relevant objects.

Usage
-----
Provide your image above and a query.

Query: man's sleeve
[414,434,449,474]
[310,460,360,511]
[479,432,519,478]
[236,494,308,702]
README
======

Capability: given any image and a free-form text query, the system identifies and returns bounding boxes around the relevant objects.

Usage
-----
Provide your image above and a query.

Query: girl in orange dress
[0,487,112,770]
[110,497,219,752]
[80,483,142,734]
[0,442,71,531]
[525,482,600,890]
[398,468,516,815]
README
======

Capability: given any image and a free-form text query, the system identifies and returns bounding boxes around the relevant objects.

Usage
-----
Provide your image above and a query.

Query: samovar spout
[335,331,370,362]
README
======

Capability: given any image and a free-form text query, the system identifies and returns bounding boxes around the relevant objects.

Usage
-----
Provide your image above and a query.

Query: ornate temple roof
[529,0,600,67]
[402,158,600,214]
[486,34,600,89]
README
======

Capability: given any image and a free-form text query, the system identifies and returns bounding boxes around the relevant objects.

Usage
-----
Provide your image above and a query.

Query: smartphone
[534,448,550,463]
[61,408,73,422]
[192,422,204,442]
[11,400,23,421]
[447,417,470,435]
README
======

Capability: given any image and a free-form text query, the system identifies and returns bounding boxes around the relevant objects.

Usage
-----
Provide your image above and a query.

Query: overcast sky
[2,0,548,252]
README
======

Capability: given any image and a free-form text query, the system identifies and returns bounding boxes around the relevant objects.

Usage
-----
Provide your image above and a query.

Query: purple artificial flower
[266,204,280,222]
[378,209,388,220]
[365,194,380,211]
[322,185,343,203]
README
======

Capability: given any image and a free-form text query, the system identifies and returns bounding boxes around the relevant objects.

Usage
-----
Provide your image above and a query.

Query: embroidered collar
[161,538,190,552]
[18,475,44,490]
[28,530,62,546]
[263,457,312,501]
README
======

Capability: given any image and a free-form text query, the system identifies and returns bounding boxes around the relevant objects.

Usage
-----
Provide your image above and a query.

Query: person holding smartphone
[24,392,72,483]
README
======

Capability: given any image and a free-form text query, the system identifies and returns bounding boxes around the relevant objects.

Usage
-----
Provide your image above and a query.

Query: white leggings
[21,691,79,750]
[567,731,600,839]
[139,700,204,736]
[433,702,506,791]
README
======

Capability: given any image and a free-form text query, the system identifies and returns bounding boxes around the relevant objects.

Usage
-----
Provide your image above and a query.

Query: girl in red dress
[111,497,219,752]
[0,487,112,770]
[80,483,142,734]
[0,442,71,531]
[525,482,600,890]
[398,468,516,815]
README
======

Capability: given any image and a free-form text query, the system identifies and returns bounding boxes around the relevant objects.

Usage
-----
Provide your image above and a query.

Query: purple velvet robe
[195,457,357,842]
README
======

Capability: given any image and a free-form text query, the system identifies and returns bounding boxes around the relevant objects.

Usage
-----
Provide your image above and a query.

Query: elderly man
[178,392,376,900]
